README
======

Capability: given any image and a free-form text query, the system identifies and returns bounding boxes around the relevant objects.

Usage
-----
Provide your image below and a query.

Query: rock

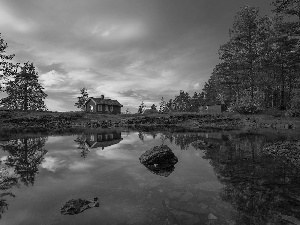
[61,197,99,215]
[208,213,217,220]
[139,145,178,177]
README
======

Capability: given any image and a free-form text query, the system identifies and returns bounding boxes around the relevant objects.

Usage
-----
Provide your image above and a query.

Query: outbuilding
[201,101,227,114]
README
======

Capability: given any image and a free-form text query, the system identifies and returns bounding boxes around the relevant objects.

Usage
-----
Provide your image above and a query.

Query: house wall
[96,104,121,114]
[205,105,222,114]
[85,100,122,114]
[85,99,97,112]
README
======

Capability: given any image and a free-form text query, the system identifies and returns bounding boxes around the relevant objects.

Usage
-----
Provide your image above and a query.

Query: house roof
[204,101,224,106]
[87,97,123,107]
[85,138,123,149]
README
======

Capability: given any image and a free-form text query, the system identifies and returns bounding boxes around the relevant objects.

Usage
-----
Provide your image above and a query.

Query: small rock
[227,220,236,225]
[208,213,217,220]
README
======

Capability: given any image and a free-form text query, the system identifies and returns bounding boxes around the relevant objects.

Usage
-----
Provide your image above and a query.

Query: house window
[105,134,108,140]
[98,105,102,111]
[97,134,102,141]
[110,105,113,112]
[109,134,113,139]
[90,135,95,141]
[105,105,108,111]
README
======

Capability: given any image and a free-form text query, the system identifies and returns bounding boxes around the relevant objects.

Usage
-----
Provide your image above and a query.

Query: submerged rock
[139,145,178,177]
[61,197,99,215]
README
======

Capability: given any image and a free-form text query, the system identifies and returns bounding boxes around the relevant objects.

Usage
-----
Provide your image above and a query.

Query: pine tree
[151,104,157,111]
[138,101,146,114]
[0,33,18,91]
[75,87,89,111]
[0,62,47,111]
[159,97,166,113]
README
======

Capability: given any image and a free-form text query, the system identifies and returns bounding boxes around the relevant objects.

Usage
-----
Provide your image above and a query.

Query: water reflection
[138,131,300,224]
[0,137,47,219]
[184,133,300,224]
[0,131,299,224]
[74,132,123,158]
[85,132,123,150]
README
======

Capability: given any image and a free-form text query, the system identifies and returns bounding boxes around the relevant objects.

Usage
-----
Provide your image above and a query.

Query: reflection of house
[85,95,123,114]
[85,132,123,150]
[200,101,227,114]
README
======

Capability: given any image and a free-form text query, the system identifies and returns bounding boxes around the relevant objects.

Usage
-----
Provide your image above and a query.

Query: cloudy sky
[0,0,273,112]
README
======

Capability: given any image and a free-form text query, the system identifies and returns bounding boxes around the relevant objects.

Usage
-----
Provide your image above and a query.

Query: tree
[0,33,17,92]
[272,0,300,19]
[125,108,131,114]
[151,104,157,111]
[0,62,47,111]
[138,101,146,114]
[74,87,89,111]
[219,6,268,103]
[159,97,166,113]
[173,90,191,111]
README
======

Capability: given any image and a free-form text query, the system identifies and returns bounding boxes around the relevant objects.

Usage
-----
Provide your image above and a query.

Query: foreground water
[0,130,300,225]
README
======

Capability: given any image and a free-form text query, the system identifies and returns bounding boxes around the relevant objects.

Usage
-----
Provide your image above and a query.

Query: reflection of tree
[163,132,223,150]
[202,133,300,224]
[0,166,18,219]
[138,131,145,142]
[0,136,47,219]
[2,137,48,186]
[74,134,90,159]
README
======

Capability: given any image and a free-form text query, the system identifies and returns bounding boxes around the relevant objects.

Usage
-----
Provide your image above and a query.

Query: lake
[0,130,300,225]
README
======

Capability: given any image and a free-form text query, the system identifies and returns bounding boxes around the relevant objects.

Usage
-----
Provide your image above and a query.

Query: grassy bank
[0,110,299,134]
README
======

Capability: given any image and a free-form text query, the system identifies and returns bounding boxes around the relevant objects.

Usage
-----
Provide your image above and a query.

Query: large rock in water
[139,145,178,177]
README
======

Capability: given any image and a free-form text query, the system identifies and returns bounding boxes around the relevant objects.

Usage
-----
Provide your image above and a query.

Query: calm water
[0,131,300,225]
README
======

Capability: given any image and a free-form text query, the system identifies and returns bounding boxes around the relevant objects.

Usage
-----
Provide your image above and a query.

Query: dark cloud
[0,0,273,111]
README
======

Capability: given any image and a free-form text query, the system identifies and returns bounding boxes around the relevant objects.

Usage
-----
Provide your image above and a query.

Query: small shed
[85,95,123,114]
[201,101,227,114]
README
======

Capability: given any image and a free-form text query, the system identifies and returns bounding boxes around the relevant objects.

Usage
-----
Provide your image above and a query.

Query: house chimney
[101,94,104,99]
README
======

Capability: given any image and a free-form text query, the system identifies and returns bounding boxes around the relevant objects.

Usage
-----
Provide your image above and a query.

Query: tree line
[141,0,300,115]
[0,34,47,111]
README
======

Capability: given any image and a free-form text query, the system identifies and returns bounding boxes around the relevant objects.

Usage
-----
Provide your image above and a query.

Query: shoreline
[0,111,299,136]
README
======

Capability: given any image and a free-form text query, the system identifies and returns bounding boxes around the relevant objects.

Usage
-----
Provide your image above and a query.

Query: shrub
[143,109,158,115]
[229,90,264,114]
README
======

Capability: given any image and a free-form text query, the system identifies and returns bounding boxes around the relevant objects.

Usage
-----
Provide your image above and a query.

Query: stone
[139,145,178,177]
[60,197,99,215]
[208,213,217,220]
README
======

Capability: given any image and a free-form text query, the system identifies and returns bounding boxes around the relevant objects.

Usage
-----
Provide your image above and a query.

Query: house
[85,95,123,114]
[200,101,227,114]
[85,132,123,150]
